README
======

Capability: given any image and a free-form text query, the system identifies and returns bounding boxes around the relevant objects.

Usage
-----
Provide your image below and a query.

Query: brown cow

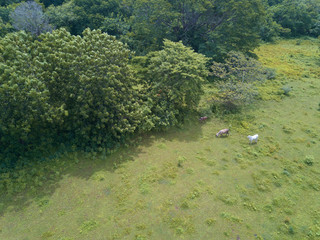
[216,129,229,137]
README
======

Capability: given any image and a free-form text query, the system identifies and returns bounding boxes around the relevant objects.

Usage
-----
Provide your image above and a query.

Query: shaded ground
[0,38,319,240]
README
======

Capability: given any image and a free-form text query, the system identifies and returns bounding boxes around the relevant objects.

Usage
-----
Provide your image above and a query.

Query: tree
[142,39,209,126]
[46,1,80,33]
[47,0,122,36]
[270,0,320,37]
[34,28,144,148]
[210,51,275,112]
[0,28,145,161]
[0,31,62,160]
[123,0,176,55]
[0,0,22,7]
[40,0,66,7]
[126,0,266,58]
[10,1,52,36]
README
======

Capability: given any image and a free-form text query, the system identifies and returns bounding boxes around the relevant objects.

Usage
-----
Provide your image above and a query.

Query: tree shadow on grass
[0,117,205,217]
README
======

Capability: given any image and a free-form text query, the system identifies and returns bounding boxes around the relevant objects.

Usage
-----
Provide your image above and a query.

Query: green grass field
[0,38,319,240]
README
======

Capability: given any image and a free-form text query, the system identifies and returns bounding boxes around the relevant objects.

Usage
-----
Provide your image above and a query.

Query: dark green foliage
[259,9,290,41]
[0,0,22,7]
[47,0,129,38]
[310,15,320,36]
[122,0,175,55]
[40,0,66,7]
[46,1,80,33]
[0,5,13,22]
[47,0,122,36]
[0,18,13,37]
[268,0,320,37]
[10,1,52,36]
[126,0,266,58]
[0,4,16,37]
[100,14,130,37]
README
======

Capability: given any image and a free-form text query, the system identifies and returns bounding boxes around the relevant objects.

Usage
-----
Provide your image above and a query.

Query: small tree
[145,39,209,126]
[210,51,275,113]
[10,1,52,36]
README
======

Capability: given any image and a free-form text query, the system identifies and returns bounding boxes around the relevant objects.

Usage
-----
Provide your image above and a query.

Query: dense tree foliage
[141,40,209,127]
[0,31,61,162]
[125,0,266,57]
[0,29,145,160]
[47,0,124,36]
[266,0,320,37]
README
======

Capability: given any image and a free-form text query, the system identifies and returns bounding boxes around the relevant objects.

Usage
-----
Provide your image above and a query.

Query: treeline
[1,0,319,57]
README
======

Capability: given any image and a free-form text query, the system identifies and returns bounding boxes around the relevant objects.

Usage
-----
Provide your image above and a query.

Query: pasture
[0,38,319,240]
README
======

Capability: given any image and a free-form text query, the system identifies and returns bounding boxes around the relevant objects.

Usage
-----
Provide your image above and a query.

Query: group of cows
[199,116,259,144]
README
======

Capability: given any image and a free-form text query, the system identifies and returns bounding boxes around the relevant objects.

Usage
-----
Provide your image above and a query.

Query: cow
[216,129,229,137]
[199,116,208,122]
[247,134,259,144]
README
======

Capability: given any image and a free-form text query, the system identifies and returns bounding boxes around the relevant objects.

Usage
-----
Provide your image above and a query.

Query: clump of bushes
[0,31,209,166]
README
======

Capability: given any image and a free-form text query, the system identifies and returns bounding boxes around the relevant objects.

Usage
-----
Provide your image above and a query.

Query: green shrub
[304,155,314,166]
[281,86,292,96]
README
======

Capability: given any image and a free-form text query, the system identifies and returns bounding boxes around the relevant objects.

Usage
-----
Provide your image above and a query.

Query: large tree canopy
[0,28,145,160]
[46,0,267,58]
[126,0,266,58]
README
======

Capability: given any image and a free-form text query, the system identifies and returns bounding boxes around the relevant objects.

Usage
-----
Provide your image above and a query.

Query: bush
[209,51,272,113]
[215,81,259,113]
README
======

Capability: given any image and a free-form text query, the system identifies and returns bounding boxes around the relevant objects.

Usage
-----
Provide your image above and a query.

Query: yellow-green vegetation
[0,38,319,239]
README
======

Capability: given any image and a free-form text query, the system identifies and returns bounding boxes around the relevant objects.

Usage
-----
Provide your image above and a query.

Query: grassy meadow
[0,38,319,240]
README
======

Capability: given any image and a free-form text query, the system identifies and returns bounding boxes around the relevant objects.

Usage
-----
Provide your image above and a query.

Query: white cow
[247,134,259,144]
